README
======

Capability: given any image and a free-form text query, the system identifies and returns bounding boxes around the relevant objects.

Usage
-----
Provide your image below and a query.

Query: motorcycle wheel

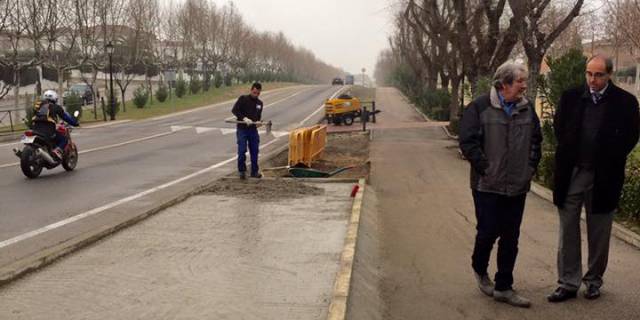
[20,145,42,178]
[62,145,78,171]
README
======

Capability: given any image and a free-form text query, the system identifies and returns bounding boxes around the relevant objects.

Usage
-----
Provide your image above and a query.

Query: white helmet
[42,90,58,103]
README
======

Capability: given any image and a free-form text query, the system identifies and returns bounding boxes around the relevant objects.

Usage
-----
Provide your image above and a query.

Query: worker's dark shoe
[474,272,494,297]
[250,172,263,179]
[239,171,247,180]
[493,289,531,308]
[547,287,577,303]
[583,285,601,300]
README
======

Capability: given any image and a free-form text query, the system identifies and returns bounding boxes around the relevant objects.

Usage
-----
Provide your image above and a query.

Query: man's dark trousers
[471,190,527,291]
[237,126,260,175]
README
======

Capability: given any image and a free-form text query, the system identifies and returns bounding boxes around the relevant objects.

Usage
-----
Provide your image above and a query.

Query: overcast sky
[228,0,395,77]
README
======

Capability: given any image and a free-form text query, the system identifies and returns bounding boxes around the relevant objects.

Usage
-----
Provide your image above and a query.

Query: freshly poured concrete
[0,182,354,319]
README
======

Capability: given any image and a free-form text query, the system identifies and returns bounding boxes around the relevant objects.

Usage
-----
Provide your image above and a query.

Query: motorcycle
[13,111,80,179]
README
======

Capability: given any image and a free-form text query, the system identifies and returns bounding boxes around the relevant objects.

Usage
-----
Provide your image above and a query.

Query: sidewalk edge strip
[530,181,640,250]
[326,178,366,320]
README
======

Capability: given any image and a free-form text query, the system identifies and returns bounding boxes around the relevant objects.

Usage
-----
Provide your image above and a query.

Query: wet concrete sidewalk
[347,87,640,320]
[0,182,355,319]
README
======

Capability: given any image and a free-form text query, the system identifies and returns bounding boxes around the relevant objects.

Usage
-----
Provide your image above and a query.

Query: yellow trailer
[324,94,361,126]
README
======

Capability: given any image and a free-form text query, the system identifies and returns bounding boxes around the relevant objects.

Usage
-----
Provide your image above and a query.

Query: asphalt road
[0,85,342,243]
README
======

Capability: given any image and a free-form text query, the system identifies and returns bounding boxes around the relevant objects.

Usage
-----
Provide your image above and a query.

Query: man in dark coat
[459,61,542,308]
[548,55,639,302]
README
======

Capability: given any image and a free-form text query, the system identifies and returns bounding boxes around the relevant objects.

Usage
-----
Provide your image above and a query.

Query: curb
[529,181,640,250]
[327,178,366,320]
[442,125,458,140]
[0,179,217,286]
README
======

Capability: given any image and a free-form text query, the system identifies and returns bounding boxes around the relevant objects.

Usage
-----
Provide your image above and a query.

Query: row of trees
[375,0,592,122]
[0,0,342,117]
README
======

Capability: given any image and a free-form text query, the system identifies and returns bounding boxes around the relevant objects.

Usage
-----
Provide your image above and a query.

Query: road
[0,85,341,244]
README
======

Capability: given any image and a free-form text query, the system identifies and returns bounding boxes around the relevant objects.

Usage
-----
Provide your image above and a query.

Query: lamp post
[105,41,115,121]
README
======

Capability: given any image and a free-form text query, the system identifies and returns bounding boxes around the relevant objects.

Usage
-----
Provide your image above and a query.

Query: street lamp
[105,41,115,121]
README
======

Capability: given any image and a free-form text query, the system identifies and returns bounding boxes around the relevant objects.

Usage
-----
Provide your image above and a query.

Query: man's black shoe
[547,287,577,303]
[250,173,263,179]
[584,285,601,300]
[239,171,247,180]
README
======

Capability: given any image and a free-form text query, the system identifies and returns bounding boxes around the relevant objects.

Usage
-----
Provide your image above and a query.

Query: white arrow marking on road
[170,125,192,132]
[271,131,290,138]
[220,128,236,135]
[195,127,218,134]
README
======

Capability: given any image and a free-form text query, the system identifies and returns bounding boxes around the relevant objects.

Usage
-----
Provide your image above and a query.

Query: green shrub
[473,76,493,98]
[155,83,168,102]
[534,48,586,189]
[175,75,187,98]
[620,157,640,221]
[224,74,232,87]
[64,92,83,119]
[133,86,149,108]
[214,72,223,88]
[416,89,451,121]
[189,77,201,94]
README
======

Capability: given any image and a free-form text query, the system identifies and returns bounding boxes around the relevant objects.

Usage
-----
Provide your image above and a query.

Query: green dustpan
[288,166,353,178]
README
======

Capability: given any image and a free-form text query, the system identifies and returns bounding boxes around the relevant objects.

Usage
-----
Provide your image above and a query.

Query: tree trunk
[58,68,65,106]
[526,55,543,106]
[13,69,20,111]
[36,65,43,97]
[635,61,640,97]
[449,77,462,122]
[121,89,126,114]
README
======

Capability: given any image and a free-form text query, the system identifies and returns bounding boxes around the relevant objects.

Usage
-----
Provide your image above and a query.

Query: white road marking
[0,141,21,148]
[195,127,218,134]
[220,128,237,135]
[0,138,282,249]
[170,125,193,132]
[272,131,290,138]
[0,131,178,168]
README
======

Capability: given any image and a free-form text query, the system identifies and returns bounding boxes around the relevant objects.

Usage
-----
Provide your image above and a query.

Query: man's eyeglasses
[585,71,608,79]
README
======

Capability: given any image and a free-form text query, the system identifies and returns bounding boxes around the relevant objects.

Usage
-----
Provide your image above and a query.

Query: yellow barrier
[288,125,327,167]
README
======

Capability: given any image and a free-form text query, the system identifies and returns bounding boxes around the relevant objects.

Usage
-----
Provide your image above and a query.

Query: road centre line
[0,137,282,249]
[298,88,344,126]
[0,130,180,169]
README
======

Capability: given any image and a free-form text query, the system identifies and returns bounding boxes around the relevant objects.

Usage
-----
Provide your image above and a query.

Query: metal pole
[109,52,115,121]
[9,110,13,132]
[362,106,367,132]
[372,101,376,123]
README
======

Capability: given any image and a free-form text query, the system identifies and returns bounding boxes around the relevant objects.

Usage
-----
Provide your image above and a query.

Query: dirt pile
[203,178,324,201]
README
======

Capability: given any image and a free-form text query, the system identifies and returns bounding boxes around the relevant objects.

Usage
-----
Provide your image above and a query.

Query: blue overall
[237,126,260,175]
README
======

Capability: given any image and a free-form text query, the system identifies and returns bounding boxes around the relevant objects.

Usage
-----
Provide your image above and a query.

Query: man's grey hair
[493,61,528,89]
[587,54,614,74]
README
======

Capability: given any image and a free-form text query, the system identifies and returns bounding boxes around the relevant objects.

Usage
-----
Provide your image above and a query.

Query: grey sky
[228,0,395,78]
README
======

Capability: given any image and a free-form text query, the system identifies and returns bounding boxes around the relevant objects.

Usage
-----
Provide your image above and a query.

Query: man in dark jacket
[547,55,639,302]
[232,82,264,179]
[459,61,542,308]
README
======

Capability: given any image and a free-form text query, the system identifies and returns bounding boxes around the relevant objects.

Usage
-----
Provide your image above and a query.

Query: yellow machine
[324,94,361,126]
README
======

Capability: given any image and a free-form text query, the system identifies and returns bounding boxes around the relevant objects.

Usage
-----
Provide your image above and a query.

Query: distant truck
[345,75,354,85]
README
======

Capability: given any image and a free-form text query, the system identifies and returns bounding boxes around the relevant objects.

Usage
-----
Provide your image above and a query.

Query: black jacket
[231,95,263,129]
[459,87,542,196]
[553,82,639,213]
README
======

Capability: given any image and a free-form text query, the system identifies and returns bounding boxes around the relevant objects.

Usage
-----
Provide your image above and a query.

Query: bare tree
[607,0,640,96]
[508,0,585,100]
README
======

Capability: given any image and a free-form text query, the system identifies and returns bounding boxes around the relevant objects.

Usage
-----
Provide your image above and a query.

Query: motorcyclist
[31,90,79,160]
